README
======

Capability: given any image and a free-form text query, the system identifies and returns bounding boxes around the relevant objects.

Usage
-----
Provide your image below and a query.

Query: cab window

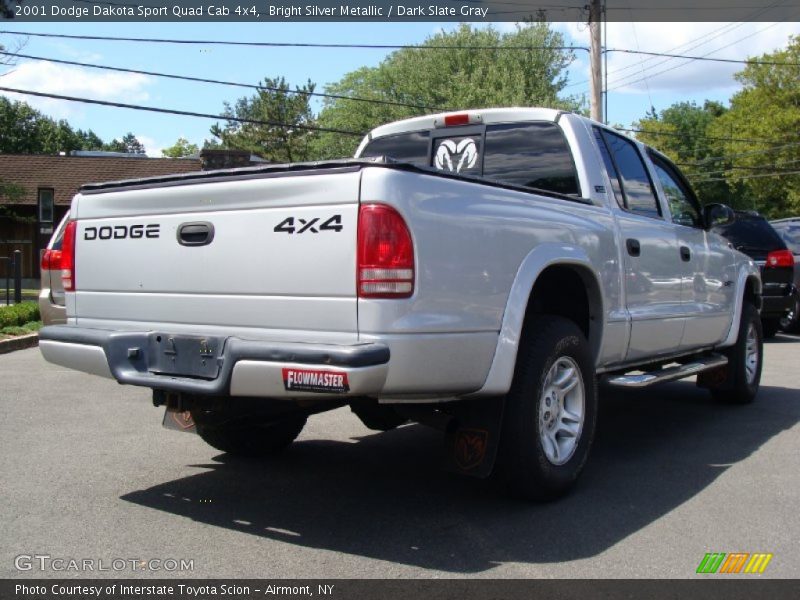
[649,154,702,228]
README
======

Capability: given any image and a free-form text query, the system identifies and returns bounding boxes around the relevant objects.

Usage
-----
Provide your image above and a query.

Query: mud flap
[697,364,729,389]
[162,407,197,434]
[442,397,505,478]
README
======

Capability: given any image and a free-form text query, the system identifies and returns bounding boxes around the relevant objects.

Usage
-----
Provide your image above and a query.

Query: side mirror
[704,203,735,229]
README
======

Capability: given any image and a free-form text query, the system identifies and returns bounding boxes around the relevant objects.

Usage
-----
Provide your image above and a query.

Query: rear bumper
[38,289,67,326]
[39,325,390,399]
[760,284,797,319]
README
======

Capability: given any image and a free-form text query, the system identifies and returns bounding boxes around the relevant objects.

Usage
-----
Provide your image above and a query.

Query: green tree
[104,132,146,154]
[74,129,105,151]
[162,137,199,158]
[707,36,800,218]
[633,100,742,207]
[0,97,83,154]
[209,76,317,163]
[313,22,581,159]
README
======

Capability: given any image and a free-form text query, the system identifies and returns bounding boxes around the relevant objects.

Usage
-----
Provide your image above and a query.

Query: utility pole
[588,0,603,122]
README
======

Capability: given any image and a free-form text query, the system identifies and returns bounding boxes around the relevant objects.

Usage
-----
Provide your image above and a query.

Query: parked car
[770,217,800,332]
[713,211,796,337]
[38,213,69,325]
[40,108,763,501]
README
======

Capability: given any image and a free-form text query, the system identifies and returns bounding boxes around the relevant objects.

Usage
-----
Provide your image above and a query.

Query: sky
[0,20,798,156]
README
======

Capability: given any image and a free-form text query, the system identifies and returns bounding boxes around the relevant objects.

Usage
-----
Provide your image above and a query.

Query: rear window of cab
[360,122,580,197]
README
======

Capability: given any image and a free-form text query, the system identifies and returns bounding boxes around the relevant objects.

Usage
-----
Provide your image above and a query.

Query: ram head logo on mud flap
[434,138,479,173]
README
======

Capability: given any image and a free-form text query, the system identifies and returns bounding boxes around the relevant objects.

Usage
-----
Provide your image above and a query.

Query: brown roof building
[0,153,203,281]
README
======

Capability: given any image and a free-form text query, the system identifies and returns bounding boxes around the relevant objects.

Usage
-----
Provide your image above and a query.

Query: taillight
[444,113,470,127]
[40,249,52,271]
[61,220,77,291]
[41,249,63,272]
[357,204,414,298]
[766,249,793,268]
[434,113,482,128]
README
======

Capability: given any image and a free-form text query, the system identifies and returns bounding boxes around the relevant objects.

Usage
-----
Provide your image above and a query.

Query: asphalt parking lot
[2,335,799,579]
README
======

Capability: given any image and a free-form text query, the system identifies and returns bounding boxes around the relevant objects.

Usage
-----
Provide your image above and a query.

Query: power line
[605,47,800,67]
[6,28,798,66]
[674,142,800,165]
[566,21,748,90]
[605,21,785,91]
[600,0,791,91]
[619,127,791,145]
[689,169,800,183]
[679,162,800,178]
[0,30,589,52]
[0,86,366,136]
[0,50,447,112]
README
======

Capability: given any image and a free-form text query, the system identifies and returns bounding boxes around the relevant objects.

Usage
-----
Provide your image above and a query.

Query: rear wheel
[496,316,597,501]
[712,303,762,404]
[779,293,800,333]
[761,317,779,339]
[193,413,307,457]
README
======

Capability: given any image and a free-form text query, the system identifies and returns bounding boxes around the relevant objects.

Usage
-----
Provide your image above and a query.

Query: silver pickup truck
[40,108,763,500]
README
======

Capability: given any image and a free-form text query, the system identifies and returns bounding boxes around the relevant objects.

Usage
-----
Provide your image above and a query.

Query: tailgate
[70,169,360,337]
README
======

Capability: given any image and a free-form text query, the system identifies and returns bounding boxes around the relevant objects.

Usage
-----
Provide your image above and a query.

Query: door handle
[626,238,641,257]
[680,246,691,262]
[177,222,215,246]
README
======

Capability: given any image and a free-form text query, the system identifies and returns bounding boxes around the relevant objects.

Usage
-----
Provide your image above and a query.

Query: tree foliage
[633,101,740,208]
[707,35,800,218]
[162,137,200,158]
[312,22,581,159]
[104,132,146,154]
[209,76,317,163]
[0,97,138,155]
[634,36,800,218]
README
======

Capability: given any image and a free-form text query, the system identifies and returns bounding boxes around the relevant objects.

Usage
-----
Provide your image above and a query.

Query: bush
[0,301,40,328]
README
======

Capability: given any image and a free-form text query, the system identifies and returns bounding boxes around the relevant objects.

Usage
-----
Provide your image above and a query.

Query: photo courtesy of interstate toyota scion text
[39,108,764,501]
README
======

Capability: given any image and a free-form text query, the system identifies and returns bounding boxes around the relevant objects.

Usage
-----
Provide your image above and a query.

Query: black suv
[770,217,800,332]
[713,211,796,338]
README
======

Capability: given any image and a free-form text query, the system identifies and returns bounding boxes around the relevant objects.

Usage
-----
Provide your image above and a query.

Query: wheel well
[524,264,602,361]
[744,276,762,310]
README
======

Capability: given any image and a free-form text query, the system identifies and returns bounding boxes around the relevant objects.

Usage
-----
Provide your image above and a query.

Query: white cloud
[0,61,151,119]
[134,133,164,158]
[557,21,799,94]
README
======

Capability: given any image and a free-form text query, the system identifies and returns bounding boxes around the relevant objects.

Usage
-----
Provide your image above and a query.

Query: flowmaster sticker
[282,368,350,393]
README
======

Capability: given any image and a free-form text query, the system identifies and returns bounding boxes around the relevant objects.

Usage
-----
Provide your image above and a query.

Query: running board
[604,354,728,388]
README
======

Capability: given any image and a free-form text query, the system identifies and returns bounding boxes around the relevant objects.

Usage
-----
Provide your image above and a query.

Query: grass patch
[0,320,41,336]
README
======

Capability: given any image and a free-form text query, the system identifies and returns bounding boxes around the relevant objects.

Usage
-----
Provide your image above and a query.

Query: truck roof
[366,107,567,140]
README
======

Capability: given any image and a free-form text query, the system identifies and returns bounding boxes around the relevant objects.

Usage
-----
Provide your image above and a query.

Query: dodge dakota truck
[39,108,763,500]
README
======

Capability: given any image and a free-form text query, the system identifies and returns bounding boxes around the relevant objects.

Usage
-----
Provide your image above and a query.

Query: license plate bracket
[148,333,225,380]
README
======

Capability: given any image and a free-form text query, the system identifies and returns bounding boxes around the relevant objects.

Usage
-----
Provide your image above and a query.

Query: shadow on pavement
[122,381,799,573]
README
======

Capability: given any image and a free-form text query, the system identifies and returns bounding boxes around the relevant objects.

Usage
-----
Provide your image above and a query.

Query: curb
[0,333,39,355]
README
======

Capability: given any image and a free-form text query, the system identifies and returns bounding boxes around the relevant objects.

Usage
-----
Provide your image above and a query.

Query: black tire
[711,303,763,404]
[496,316,597,501]
[779,294,800,333]
[349,399,408,431]
[193,414,307,457]
[761,318,779,339]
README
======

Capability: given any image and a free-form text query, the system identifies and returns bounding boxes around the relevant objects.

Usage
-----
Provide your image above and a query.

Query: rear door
[594,128,685,361]
[648,153,735,349]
